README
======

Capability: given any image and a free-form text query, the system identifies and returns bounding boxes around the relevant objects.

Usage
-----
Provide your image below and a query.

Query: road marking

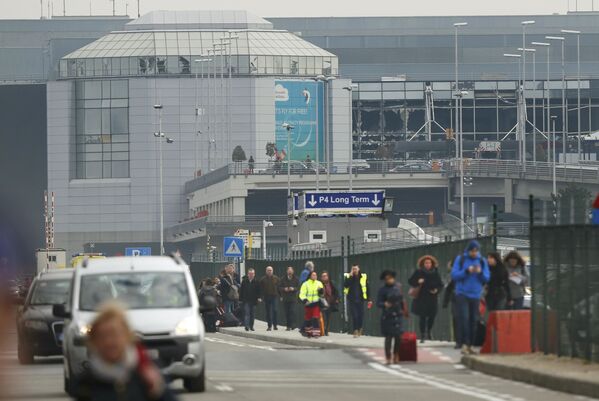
[453,364,466,369]
[369,362,517,401]
[214,383,234,392]
[205,336,276,351]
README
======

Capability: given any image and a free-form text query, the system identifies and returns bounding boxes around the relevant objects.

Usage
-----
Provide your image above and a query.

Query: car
[389,162,433,172]
[54,255,208,395]
[16,269,74,364]
[267,160,326,175]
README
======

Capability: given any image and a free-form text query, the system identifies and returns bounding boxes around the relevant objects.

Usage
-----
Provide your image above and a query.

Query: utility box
[35,248,67,274]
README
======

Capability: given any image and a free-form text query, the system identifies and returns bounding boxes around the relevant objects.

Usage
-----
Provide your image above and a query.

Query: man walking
[240,268,261,331]
[279,266,299,330]
[260,266,280,331]
[344,264,372,337]
[451,240,490,355]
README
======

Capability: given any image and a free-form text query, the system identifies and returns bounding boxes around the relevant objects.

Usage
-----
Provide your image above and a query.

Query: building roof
[126,10,273,31]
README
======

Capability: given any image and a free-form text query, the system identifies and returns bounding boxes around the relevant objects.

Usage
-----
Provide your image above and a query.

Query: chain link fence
[531,225,599,362]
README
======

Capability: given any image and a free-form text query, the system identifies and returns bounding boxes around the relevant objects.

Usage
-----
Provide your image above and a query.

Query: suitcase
[399,331,418,362]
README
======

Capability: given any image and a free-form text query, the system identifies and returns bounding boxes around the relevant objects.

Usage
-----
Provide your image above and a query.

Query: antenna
[137,0,140,17]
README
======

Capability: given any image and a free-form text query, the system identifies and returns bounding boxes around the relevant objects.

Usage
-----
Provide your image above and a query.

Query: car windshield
[30,280,70,305]
[79,272,191,311]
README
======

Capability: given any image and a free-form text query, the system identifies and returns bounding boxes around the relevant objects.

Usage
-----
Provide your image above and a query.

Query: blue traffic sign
[302,190,385,215]
[125,247,152,256]
[223,236,244,258]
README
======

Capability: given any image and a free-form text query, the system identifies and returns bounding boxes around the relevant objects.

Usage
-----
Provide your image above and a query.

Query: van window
[79,272,190,311]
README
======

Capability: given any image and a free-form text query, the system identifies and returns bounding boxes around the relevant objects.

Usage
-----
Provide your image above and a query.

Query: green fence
[192,237,492,341]
[531,225,599,362]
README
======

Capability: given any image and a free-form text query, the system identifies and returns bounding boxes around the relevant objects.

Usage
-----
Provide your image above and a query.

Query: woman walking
[408,255,444,343]
[377,270,404,365]
[504,251,528,310]
[298,271,324,338]
[320,271,340,336]
[486,252,511,311]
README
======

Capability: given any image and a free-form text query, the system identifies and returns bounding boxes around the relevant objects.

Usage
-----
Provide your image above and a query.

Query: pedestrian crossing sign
[223,236,244,258]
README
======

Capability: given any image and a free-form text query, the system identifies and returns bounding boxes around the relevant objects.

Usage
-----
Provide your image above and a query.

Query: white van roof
[79,256,188,275]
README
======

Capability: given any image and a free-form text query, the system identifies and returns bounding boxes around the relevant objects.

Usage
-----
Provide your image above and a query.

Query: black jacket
[376,284,404,337]
[486,262,511,303]
[442,279,456,308]
[343,273,370,302]
[74,369,177,401]
[279,274,300,303]
[240,276,261,305]
[219,273,240,302]
[408,268,443,317]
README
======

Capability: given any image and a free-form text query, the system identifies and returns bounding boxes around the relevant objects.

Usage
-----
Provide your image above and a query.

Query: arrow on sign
[308,194,317,207]
[372,193,380,206]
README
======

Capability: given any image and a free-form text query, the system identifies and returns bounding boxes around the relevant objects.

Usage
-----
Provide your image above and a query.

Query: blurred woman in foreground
[75,302,177,401]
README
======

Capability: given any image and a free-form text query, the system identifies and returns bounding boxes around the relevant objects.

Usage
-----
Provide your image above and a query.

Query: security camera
[282,123,295,130]
[292,219,298,227]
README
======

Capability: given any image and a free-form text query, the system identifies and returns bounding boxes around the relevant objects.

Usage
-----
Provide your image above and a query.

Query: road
[0,332,595,401]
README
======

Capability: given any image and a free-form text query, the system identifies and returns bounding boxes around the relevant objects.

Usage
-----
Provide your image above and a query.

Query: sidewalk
[462,353,599,399]
[219,320,452,350]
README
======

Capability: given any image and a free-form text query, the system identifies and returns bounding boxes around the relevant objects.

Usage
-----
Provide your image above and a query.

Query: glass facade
[75,79,129,179]
[353,79,599,160]
[59,30,338,78]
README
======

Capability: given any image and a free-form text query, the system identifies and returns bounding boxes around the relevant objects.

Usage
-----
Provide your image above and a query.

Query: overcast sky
[0,0,594,19]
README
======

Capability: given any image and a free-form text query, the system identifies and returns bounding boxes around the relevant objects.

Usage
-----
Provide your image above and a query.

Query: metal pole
[159,111,164,255]
[325,79,330,190]
[454,26,459,160]
[194,62,199,177]
[577,34,581,161]
[287,128,291,196]
[552,117,557,195]
[522,24,527,167]
[262,221,267,259]
[459,93,465,238]
[315,80,320,190]
[348,88,353,190]
[546,45,551,163]
[561,40,566,160]
[533,51,537,162]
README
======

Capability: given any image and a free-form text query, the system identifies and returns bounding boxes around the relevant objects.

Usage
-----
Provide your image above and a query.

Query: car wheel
[17,340,34,365]
[183,366,206,393]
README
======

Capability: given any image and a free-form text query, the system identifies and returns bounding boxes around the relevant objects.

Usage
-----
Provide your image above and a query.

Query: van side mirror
[53,304,71,319]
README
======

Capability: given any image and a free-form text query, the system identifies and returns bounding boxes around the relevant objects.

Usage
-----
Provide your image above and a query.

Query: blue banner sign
[302,190,385,215]
[125,247,152,256]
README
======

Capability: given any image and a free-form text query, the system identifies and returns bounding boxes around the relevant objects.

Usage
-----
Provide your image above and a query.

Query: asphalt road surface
[0,332,596,401]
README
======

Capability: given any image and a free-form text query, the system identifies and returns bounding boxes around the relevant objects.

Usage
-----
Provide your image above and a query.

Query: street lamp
[153,104,174,256]
[262,220,273,259]
[546,36,566,161]
[504,53,523,163]
[453,22,468,165]
[519,47,537,162]
[342,84,357,190]
[561,29,582,162]
[551,115,558,195]
[532,42,551,163]
[454,89,469,238]
[194,57,212,177]
[520,21,535,167]
[282,123,295,196]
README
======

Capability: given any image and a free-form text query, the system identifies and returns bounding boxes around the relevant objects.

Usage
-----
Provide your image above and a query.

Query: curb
[218,328,367,350]
[461,355,599,399]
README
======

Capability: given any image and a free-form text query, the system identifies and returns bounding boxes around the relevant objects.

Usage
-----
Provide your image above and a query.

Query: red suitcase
[399,331,418,362]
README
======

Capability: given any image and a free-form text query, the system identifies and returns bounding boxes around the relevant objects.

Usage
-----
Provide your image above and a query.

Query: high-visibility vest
[343,273,368,300]
[299,279,324,303]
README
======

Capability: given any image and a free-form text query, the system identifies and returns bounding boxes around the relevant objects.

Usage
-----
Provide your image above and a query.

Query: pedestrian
[259,266,280,331]
[240,268,261,331]
[279,266,299,330]
[451,240,490,355]
[248,155,255,174]
[299,261,314,285]
[74,302,177,401]
[320,271,340,336]
[486,252,511,311]
[408,255,443,343]
[305,154,312,170]
[219,264,239,314]
[343,264,372,337]
[442,262,461,349]
[299,270,324,337]
[503,251,528,310]
[198,278,218,333]
[377,270,404,365]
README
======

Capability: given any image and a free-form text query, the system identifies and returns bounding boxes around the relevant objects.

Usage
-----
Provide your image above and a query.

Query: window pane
[103,161,112,177]
[85,162,102,178]
[84,81,101,99]
[112,161,129,178]
[110,80,128,98]
[84,109,101,134]
[111,108,128,134]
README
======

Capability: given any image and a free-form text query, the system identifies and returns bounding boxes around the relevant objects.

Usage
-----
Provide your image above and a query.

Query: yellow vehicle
[71,253,106,268]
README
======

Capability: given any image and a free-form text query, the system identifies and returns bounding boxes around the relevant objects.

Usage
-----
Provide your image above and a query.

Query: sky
[0,0,595,19]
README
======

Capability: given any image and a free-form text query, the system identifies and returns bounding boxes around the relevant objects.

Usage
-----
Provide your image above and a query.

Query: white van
[54,255,207,394]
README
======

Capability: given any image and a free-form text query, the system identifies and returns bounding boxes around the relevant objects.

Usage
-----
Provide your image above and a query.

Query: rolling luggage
[399,331,418,362]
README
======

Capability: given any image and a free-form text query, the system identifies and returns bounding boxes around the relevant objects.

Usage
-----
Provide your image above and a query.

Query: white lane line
[369,362,514,401]
[205,336,276,351]
[214,383,234,392]
[453,364,466,369]
[439,356,453,362]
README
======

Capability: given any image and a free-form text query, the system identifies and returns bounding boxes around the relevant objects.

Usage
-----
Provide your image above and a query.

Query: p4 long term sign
[301,190,385,216]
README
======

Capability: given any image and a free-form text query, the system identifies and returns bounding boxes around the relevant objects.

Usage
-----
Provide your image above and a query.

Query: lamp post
[454,90,469,238]
[153,104,174,255]
[342,85,356,190]
[546,36,566,162]
[562,29,582,162]
[194,57,212,177]
[453,22,468,164]
[282,123,295,196]
[262,220,273,259]
[519,47,537,162]
[551,115,558,195]
[521,21,535,167]
[316,75,336,190]
[504,53,523,162]
[226,32,239,168]
[532,42,551,163]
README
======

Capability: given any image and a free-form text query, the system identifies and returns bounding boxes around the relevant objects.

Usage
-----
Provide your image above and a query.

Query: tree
[265,142,277,160]
[232,145,247,162]
[556,184,592,224]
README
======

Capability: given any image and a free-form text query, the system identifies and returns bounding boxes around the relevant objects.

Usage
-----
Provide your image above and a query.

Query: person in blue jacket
[451,240,490,355]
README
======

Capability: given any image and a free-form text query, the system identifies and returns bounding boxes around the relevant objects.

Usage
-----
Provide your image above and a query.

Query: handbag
[319,297,329,310]
[408,286,421,299]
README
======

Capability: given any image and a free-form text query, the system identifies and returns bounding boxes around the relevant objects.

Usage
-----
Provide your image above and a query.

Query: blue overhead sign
[302,190,385,215]
[223,236,244,258]
[125,247,152,256]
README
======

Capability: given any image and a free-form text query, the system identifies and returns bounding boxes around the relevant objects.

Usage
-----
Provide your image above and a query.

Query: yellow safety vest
[299,279,324,303]
[343,273,368,300]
